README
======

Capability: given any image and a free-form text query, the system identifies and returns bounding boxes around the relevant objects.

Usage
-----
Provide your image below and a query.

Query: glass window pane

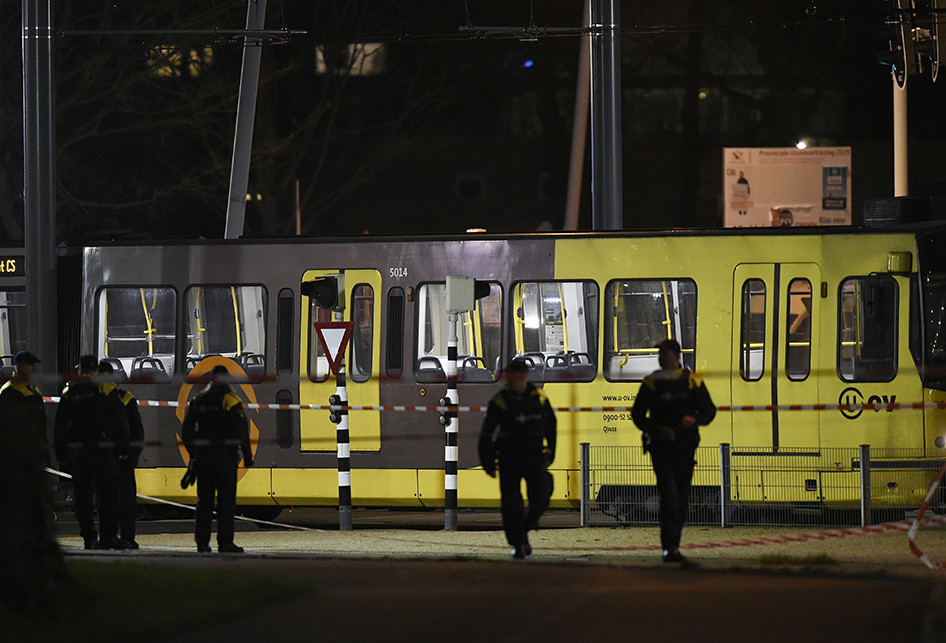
[349,284,374,383]
[0,290,27,363]
[838,277,898,382]
[604,279,696,381]
[185,285,267,379]
[98,287,177,378]
[513,281,598,382]
[786,279,812,381]
[307,300,334,382]
[415,282,503,383]
[741,279,766,381]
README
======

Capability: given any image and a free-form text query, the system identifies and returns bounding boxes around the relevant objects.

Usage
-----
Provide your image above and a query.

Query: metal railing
[579,443,946,527]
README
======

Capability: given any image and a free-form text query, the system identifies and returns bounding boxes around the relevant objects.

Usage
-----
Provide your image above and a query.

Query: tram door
[731,263,821,450]
[299,269,382,452]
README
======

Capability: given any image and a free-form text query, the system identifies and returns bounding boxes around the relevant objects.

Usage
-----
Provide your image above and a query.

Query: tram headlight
[935,435,946,449]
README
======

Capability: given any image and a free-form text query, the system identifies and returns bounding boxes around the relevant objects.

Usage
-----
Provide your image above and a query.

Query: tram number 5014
[389,267,408,278]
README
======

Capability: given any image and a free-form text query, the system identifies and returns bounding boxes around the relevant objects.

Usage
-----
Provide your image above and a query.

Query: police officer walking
[98,360,144,549]
[479,358,556,559]
[181,365,253,554]
[54,354,131,550]
[632,339,716,563]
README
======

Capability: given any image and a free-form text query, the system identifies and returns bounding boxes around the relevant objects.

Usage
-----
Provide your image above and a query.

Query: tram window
[306,301,334,382]
[740,279,766,381]
[604,279,695,381]
[0,290,27,367]
[386,288,405,378]
[184,285,268,380]
[838,276,898,382]
[513,280,598,382]
[786,279,812,381]
[97,287,176,377]
[414,281,502,383]
[349,284,374,383]
[276,289,294,375]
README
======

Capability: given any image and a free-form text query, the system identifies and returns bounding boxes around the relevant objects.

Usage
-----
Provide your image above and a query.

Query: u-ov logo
[839,387,864,419]
[839,387,897,420]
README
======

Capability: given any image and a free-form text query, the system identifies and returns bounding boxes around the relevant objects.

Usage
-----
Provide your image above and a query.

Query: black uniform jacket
[181,384,253,466]
[631,367,716,448]
[478,383,556,473]
[54,378,130,462]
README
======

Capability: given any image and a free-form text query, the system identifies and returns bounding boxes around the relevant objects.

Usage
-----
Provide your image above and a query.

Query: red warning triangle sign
[314,321,353,375]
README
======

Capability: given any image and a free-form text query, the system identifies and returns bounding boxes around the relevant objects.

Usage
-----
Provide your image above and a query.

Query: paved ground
[53,508,946,641]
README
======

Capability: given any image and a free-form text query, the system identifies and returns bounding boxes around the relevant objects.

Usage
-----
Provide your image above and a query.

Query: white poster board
[723,147,852,227]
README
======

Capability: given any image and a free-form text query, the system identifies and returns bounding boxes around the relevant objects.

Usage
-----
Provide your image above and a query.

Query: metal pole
[580,442,590,526]
[22,0,58,373]
[720,443,731,528]
[334,307,352,531]
[892,73,908,197]
[859,444,871,527]
[444,312,459,530]
[564,2,591,231]
[589,0,623,230]
[224,0,266,239]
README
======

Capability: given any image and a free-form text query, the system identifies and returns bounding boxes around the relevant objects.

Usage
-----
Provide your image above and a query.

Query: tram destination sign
[0,254,23,278]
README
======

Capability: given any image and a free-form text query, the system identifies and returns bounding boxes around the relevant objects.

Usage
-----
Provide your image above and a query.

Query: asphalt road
[54,508,946,642]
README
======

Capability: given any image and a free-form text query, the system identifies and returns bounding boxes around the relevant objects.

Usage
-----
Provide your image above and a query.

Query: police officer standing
[54,354,131,550]
[632,339,716,563]
[181,365,253,554]
[98,360,144,549]
[0,351,48,459]
[0,351,70,610]
[479,358,556,559]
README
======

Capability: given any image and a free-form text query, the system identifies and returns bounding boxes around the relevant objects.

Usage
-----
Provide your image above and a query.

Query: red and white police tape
[39,397,946,414]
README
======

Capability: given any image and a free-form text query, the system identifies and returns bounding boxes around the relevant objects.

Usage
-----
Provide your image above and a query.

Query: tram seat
[458,356,493,382]
[417,356,446,381]
[184,354,223,373]
[129,356,169,382]
[520,352,546,379]
[565,352,596,380]
[100,358,127,383]
[240,353,265,379]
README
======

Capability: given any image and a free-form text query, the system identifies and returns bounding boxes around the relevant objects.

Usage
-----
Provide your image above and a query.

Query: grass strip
[0,559,313,642]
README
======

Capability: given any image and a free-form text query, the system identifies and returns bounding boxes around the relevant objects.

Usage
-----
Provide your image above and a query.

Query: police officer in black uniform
[0,350,69,610]
[54,354,131,550]
[0,351,48,458]
[181,365,253,554]
[479,358,556,559]
[98,360,145,549]
[632,339,716,563]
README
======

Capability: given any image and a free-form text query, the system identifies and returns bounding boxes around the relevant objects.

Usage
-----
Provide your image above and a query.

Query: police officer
[0,351,69,610]
[631,339,716,563]
[0,351,48,459]
[98,360,144,549]
[479,358,556,559]
[54,354,131,550]
[181,365,253,554]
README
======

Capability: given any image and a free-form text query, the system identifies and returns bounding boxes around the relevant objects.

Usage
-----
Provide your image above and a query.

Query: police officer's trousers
[194,453,238,548]
[498,457,553,548]
[71,449,121,545]
[649,441,697,552]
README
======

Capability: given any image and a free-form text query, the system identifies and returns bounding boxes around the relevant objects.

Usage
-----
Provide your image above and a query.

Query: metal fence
[579,443,946,527]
